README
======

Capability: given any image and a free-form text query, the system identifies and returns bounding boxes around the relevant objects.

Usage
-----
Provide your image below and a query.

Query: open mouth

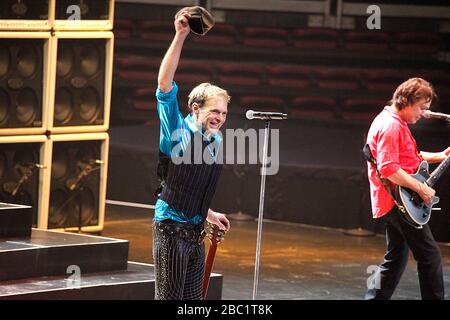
[209,121,220,129]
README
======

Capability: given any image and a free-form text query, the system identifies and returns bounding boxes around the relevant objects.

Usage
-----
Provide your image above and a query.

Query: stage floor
[102,203,450,300]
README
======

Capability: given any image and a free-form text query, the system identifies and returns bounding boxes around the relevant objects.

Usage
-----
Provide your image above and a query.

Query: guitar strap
[362,144,407,215]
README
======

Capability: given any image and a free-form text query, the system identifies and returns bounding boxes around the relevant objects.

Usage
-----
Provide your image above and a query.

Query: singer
[365,77,450,300]
[152,8,231,300]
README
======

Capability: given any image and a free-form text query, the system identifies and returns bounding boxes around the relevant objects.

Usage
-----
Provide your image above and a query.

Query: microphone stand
[252,119,270,300]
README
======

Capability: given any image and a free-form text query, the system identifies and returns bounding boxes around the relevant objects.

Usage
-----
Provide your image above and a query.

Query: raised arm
[158,11,191,93]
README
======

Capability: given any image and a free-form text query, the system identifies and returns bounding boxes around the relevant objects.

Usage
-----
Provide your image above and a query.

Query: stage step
[0,262,223,300]
[0,229,129,282]
[0,203,32,238]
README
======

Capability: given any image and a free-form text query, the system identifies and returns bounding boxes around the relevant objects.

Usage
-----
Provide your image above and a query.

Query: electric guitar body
[396,161,442,227]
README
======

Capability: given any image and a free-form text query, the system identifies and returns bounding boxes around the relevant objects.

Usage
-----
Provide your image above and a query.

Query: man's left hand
[207,210,230,232]
[444,147,450,157]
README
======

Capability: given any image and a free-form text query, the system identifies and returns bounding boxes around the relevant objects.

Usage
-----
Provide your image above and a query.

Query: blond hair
[187,83,231,111]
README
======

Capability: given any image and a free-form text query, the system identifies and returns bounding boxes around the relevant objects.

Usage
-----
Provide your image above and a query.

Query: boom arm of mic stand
[11,163,46,197]
[68,161,102,191]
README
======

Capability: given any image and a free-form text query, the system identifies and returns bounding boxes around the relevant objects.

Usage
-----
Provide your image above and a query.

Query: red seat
[239,95,286,112]
[421,70,450,87]
[291,96,337,110]
[342,98,386,111]
[191,23,237,45]
[216,63,263,86]
[177,60,214,85]
[392,32,440,54]
[138,21,174,43]
[361,68,415,93]
[289,109,336,121]
[343,31,390,52]
[313,67,361,91]
[365,82,397,94]
[131,87,157,111]
[289,96,337,120]
[341,98,387,122]
[133,88,155,98]
[114,54,161,70]
[118,70,158,82]
[114,19,135,38]
[292,28,339,49]
[114,54,160,82]
[265,64,311,89]
[132,100,157,111]
[241,26,289,48]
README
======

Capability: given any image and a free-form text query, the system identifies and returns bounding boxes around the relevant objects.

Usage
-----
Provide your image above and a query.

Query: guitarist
[153,8,230,300]
[365,77,450,300]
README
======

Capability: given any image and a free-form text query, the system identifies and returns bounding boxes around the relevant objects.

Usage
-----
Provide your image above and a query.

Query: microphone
[246,110,288,120]
[423,110,450,120]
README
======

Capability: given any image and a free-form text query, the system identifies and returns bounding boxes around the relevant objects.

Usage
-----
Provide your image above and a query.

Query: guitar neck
[427,155,450,187]
[202,243,218,300]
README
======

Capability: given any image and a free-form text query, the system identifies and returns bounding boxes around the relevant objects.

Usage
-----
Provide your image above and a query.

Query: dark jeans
[365,207,444,300]
[153,220,205,300]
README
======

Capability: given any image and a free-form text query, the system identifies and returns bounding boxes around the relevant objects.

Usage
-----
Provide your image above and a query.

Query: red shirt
[366,106,422,218]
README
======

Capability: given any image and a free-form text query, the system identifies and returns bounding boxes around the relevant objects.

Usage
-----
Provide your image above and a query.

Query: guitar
[396,155,450,227]
[202,220,226,300]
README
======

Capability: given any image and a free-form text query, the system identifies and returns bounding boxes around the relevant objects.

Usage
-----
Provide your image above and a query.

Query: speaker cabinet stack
[0,0,114,233]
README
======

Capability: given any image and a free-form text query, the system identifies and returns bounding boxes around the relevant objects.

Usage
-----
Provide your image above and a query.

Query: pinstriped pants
[153,222,205,300]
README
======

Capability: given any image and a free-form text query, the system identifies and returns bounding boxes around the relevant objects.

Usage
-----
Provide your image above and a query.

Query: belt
[155,220,206,245]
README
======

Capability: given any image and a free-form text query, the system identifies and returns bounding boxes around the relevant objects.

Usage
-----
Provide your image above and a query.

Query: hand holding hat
[174,6,215,36]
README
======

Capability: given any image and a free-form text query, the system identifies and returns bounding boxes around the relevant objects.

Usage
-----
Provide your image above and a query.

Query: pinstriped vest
[157,131,222,220]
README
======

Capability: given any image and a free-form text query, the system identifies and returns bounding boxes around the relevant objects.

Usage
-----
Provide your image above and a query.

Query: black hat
[175,6,215,36]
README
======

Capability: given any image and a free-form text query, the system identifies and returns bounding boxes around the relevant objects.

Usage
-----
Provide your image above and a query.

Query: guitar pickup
[431,208,442,211]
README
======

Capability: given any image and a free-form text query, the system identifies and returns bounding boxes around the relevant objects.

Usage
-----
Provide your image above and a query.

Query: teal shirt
[155,82,222,224]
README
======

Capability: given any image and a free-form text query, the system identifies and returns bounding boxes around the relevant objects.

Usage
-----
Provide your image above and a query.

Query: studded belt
[155,220,206,245]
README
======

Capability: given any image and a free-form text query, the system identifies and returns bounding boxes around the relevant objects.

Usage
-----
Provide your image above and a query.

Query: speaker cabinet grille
[42,132,108,232]
[48,140,101,228]
[53,0,114,31]
[0,38,44,130]
[55,0,109,20]
[0,140,45,227]
[48,32,113,133]
[0,0,53,30]
[55,39,105,127]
